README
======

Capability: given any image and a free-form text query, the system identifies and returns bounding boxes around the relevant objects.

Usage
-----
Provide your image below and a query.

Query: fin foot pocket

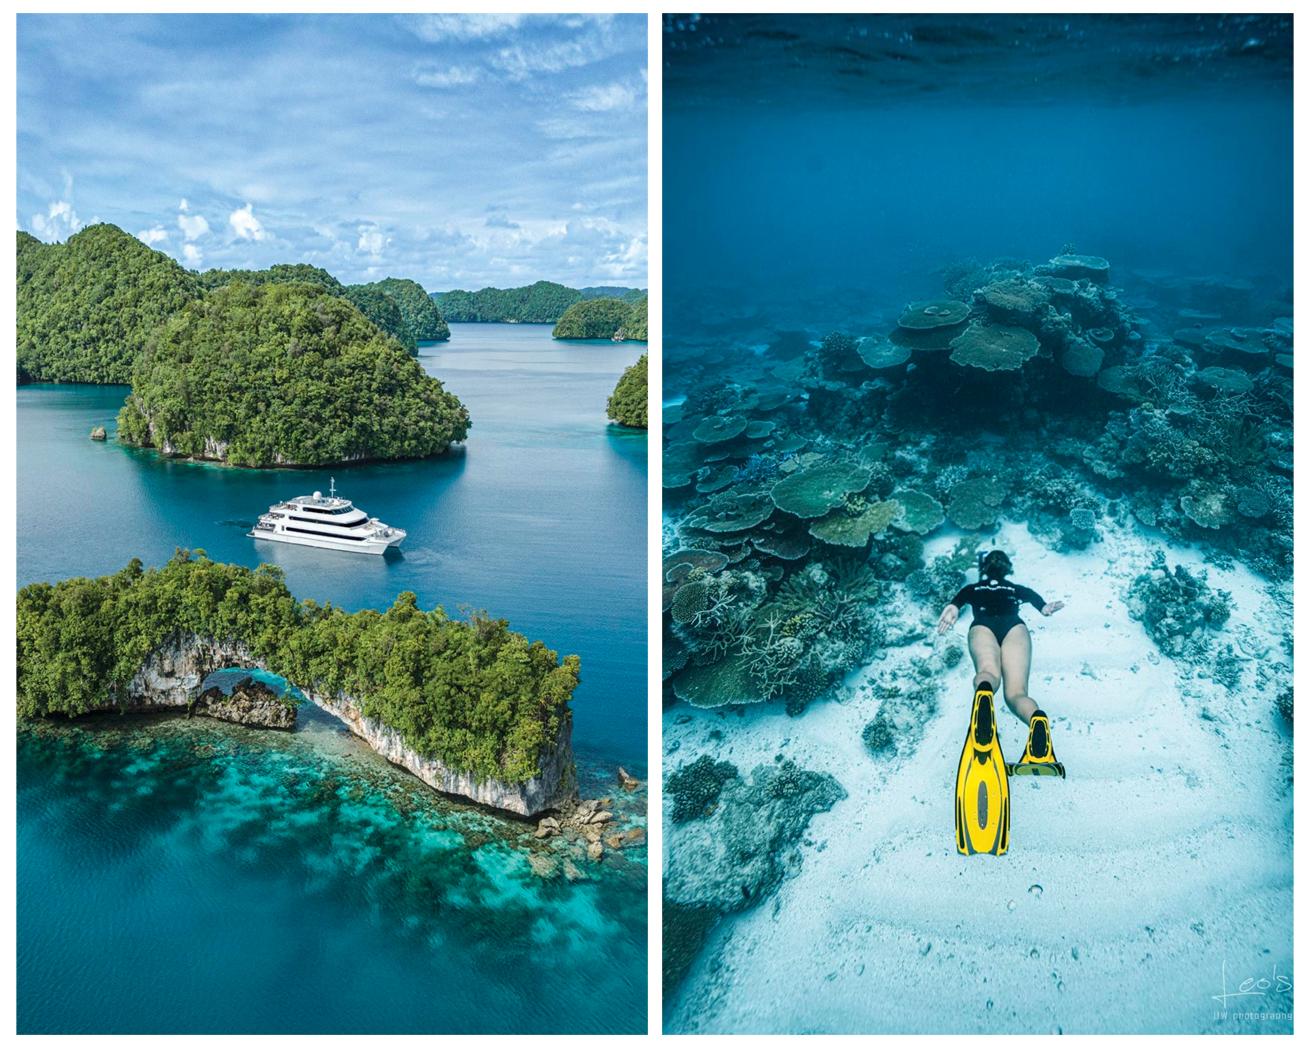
[1008,761,1065,779]
[955,687,1009,856]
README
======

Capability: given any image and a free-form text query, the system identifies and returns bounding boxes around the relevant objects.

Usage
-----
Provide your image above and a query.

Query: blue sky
[17,14,647,290]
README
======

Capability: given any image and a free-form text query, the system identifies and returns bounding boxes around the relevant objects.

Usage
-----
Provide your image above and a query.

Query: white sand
[665,521,1292,1033]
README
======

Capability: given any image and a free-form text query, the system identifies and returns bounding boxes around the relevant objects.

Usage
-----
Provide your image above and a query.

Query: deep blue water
[17,323,648,1033]
[664,14,1292,320]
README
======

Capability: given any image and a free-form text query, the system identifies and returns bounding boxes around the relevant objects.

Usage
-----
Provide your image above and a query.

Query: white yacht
[250,478,405,555]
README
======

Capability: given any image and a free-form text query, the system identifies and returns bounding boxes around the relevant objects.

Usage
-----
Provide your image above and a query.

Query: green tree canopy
[201,262,418,350]
[17,551,578,785]
[116,281,469,467]
[580,286,646,303]
[358,277,450,341]
[607,353,648,428]
[17,224,203,384]
[435,280,584,323]
[552,296,647,341]
[197,262,346,294]
[619,296,648,341]
[344,284,416,352]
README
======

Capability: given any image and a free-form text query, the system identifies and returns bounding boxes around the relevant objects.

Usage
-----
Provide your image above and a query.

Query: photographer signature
[1212,959,1292,1007]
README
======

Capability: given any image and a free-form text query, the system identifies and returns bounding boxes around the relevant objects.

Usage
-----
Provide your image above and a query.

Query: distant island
[553,295,647,341]
[117,282,468,468]
[433,279,645,324]
[607,353,648,428]
[16,551,579,815]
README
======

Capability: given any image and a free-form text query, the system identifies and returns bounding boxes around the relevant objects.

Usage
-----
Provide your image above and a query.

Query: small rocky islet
[662,250,1293,994]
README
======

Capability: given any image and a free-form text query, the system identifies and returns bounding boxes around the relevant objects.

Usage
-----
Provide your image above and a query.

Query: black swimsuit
[950,579,1046,644]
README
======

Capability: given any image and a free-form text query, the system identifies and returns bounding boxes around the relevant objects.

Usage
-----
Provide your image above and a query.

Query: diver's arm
[1018,584,1064,617]
[937,585,972,634]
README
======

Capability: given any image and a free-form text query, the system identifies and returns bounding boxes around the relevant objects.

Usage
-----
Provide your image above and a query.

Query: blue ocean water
[17,323,648,1034]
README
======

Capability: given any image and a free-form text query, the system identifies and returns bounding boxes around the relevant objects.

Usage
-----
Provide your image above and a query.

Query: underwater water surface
[661,13,1292,1036]
[17,323,648,1033]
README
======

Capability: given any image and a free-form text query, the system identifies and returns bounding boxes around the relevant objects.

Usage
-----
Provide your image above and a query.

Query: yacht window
[300,504,355,515]
[285,526,368,542]
[288,513,367,527]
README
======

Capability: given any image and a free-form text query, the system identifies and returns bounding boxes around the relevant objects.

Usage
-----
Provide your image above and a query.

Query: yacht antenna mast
[329,476,336,499]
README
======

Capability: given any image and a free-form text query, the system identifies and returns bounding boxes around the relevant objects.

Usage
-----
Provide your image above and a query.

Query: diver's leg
[967,625,1002,692]
[1000,623,1038,722]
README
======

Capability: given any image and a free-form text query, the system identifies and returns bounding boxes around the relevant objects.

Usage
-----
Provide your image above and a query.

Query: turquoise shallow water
[17,323,648,1033]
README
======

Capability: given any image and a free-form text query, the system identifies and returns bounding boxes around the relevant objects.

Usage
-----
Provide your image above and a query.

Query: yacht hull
[250,529,404,555]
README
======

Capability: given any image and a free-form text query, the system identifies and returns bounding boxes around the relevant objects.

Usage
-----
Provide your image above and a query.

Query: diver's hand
[1041,601,1065,617]
[936,604,959,634]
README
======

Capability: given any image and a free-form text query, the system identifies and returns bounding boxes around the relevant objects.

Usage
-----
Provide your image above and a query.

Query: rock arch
[124,634,576,817]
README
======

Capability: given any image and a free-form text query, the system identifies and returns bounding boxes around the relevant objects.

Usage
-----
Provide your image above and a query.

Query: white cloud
[135,225,169,246]
[489,32,613,81]
[406,14,524,42]
[357,225,386,259]
[600,232,647,279]
[30,198,82,241]
[413,65,481,89]
[229,202,266,241]
[181,243,203,267]
[569,80,639,112]
[177,199,210,240]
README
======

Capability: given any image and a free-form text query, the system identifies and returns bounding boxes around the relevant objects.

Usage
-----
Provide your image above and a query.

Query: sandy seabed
[665,521,1292,1034]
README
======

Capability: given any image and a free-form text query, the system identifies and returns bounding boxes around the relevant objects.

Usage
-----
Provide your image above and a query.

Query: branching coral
[1125,553,1231,658]
[667,755,739,823]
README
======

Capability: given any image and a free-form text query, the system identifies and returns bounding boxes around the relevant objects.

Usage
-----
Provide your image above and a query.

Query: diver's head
[978,549,1013,581]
